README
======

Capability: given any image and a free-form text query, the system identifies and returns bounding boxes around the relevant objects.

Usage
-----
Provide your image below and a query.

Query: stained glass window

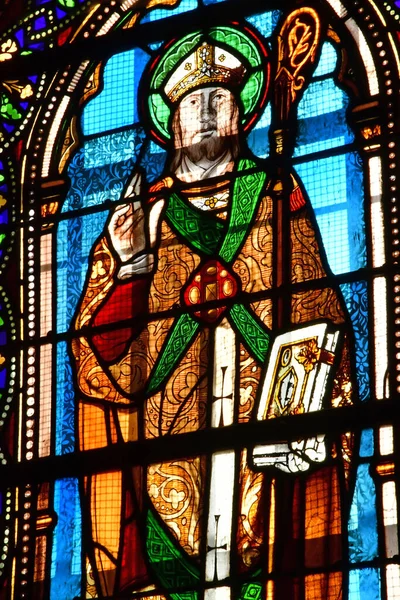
[0,1,400,599]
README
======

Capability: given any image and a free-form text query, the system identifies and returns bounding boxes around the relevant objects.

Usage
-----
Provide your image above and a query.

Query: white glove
[252,435,326,474]
[108,200,147,264]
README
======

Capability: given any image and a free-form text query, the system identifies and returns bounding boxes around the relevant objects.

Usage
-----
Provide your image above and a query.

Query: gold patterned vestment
[72,172,353,595]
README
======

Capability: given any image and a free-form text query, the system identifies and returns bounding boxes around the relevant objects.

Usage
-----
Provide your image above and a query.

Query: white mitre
[164,41,246,103]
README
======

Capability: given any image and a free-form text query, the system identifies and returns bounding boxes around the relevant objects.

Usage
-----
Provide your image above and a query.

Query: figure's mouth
[197,129,216,139]
[199,127,216,135]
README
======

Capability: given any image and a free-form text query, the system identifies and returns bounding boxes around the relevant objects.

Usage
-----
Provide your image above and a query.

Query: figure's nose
[200,95,215,123]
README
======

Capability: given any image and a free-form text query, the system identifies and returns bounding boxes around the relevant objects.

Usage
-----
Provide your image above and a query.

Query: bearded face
[181,131,230,164]
[170,86,241,174]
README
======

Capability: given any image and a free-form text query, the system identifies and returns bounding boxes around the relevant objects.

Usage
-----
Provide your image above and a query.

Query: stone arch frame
[1,0,400,597]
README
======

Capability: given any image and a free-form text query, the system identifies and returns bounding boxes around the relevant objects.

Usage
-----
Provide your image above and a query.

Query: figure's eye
[182,97,199,110]
[187,97,199,107]
[212,93,227,107]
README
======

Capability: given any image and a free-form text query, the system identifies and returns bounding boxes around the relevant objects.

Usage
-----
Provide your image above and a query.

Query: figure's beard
[183,133,233,164]
[170,133,241,177]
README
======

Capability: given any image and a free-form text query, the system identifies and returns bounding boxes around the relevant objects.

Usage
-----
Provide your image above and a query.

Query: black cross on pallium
[212,365,233,428]
[207,514,227,582]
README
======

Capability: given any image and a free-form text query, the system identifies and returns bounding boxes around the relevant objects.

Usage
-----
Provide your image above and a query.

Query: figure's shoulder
[237,155,265,173]
[243,155,307,213]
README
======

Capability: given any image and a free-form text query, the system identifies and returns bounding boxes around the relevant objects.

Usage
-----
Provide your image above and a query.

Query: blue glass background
[140,0,197,22]
[340,282,370,403]
[245,10,282,39]
[340,278,379,597]
[62,128,146,212]
[348,464,379,563]
[82,48,149,136]
[52,213,108,596]
[349,568,381,600]
[50,479,82,600]
[295,152,365,275]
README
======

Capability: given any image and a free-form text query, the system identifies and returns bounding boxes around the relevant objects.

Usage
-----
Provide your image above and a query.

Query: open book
[252,322,340,474]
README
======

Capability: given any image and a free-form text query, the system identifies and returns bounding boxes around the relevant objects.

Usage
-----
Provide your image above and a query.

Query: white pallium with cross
[205,319,236,600]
